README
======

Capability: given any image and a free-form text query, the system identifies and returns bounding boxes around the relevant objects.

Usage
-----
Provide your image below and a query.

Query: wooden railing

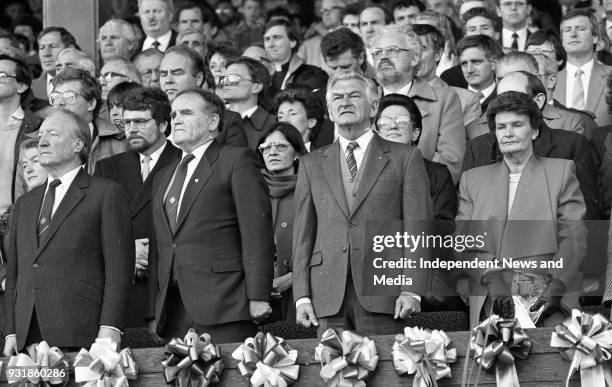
[12,327,580,386]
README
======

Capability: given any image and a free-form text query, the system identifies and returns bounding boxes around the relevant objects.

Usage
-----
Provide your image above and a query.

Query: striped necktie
[346,141,359,181]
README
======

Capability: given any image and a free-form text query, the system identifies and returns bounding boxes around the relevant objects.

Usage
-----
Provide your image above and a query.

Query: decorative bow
[74,338,138,387]
[550,309,612,387]
[314,329,379,387]
[470,315,531,387]
[6,341,70,386]
[231,332,299,387]
[160,329,223,387]
[392,327,457,387]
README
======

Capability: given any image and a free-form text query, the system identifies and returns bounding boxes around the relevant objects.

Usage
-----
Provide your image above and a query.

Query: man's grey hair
[57,48,96,76]
[326,70,381,105]
[138,0,174,13]
[98,19,138,46]
[103,58,143,83]
[177,28,206,43]
[46,108,92,164]
[531,53,558,75]
[371,24,422,57]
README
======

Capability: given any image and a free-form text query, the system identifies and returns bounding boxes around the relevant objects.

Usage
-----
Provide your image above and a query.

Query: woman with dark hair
[274,88,325,151]
[256,122,307,321]
[106,81,142,132]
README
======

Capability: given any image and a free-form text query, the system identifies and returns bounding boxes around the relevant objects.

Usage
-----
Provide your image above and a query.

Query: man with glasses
[292,70,433,335]
[498,0,531,50]
[159,46,248,148]
[373,24,465,183]
[297,0,347,74]
[99,59,142,101]
[147,88,274,343]
[134,48,164,89]
[50,67,128,174]
[221,57,276,149]
[95,87,181,338]
[0,54,43,218]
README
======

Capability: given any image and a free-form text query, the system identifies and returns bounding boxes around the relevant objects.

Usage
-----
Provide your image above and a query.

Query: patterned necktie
[164,154,195,233]
[511,33,519,50]
[37,179,61,245]
[346,141,359,181]
[142,155,152,182]
[152,40,161,51]
[572,68,585,110]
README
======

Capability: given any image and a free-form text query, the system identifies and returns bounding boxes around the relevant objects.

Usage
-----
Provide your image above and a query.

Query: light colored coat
[456,156,587,327]
[553,61,612,126]
[292,135,433,318]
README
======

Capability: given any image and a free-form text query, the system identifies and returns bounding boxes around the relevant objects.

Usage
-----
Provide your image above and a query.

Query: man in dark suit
[159,46,248,148]
[293,71,433,336]
[221,57,277,150]
[95,87,181,332]
[498,0,531,50]
[148,88,274,343]
[138,0,177,53]
[3,109,134,354]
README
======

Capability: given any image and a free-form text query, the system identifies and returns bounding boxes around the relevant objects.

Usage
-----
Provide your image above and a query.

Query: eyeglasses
[219,74,256,86]
[527,48,555,55]
[377,116,416,131]
[49,90,83,105]
[500,1,527,7]
[371,46,412,59]
[0,72,17,83]
[120,118,155,130]
[258,142,291,154]
[99,71,129,83]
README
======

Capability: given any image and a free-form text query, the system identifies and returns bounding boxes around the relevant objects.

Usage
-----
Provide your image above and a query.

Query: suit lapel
[35,169,87,258]
[131,143,180,217]
[174,141,218,234]
[26,186,45,260]
[155,163,176,238]
[322,142,350,219]
[119,152,143,201]
[555,69,567,104]
[586,62,607,111]
[350,136,389,217]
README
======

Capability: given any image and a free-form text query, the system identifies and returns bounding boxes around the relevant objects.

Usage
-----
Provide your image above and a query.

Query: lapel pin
[194,179,199,183]
[377,156,383,159]
[169,197,176,204]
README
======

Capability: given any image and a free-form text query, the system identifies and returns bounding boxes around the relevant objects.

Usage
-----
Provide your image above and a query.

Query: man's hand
[394,294,421,319]
[147,320,165,346]
[3,335,17,357]
[530,278,566,318]
[97,327,121,347]
[296,302,319,328]
[483,271,515,319]
[272,272,293,294]
[135,238,149,271]
[249,300,272,323]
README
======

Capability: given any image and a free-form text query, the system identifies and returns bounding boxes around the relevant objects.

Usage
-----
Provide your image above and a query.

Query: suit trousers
[160,284,257,343]
[316,262,406,337]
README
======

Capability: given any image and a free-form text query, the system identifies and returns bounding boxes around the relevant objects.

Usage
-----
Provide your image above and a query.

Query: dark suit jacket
[220,110,250,148]
[440,64,467,89]
[463,124,601,220]
[138,30,178,52]
[4,169,134,349]
[11,110,43,201]
[311,119,334,150]
[242,106,277,150]
[480,89,497,117]
[149,141,274,329]
[292,135,433,318]
[424,159,457,222]
[597,127,612,219]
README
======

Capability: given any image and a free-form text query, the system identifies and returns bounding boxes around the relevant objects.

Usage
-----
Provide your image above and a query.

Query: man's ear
[370,98,379,118]
[358,51,365,66]
[533,92,546,109]
[16,82,28,95]
[196,71,205,87]
[251,82,263,96]
[87,98,97,113]
[307,118,317,129]
[289,39,297,49]
[208,113,220,135]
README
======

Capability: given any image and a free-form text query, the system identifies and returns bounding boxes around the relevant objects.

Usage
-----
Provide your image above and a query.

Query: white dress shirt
[46,73,54,97]
[140,142,167,176]
[565,59,594,109]
[502,27,528,51]
[469,81,496,103]
[142,30,173,52]
[383,81,413,97]
[165,140,214,219]
[46,165,82,216]
[240,105,258,119]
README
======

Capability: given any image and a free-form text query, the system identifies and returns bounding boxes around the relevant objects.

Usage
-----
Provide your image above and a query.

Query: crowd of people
[0,0,610,353]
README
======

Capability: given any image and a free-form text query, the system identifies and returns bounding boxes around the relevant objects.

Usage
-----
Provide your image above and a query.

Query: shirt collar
[566,58,595,76]
[383,81,412,96]
[47,164,82,188]
[337,128,374,153]
[140,141,167,164]
[181,139,214,162]
[241,105,258,119]
[144,30,172,50]
[10,106,24,120]
[469,82,496,100]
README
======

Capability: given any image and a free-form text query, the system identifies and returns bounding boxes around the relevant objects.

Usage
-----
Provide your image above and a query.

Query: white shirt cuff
[100,325,123,335]
[295,297,312,307]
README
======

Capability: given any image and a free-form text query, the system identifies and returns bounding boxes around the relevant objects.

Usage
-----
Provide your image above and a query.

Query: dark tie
[346,141,359,181]
[37,179,61,245]
[511,33,519,50]
[164,154,195,233]
[152,40,161,51]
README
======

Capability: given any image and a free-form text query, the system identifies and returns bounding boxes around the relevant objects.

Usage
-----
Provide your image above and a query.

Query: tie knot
[152,40,161,49]
[576,68,584,76]
[143,155,152,163]
[180,154,195,168]
[49,179,61,189]
[512,32,518,38]
[347,141,359,152]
